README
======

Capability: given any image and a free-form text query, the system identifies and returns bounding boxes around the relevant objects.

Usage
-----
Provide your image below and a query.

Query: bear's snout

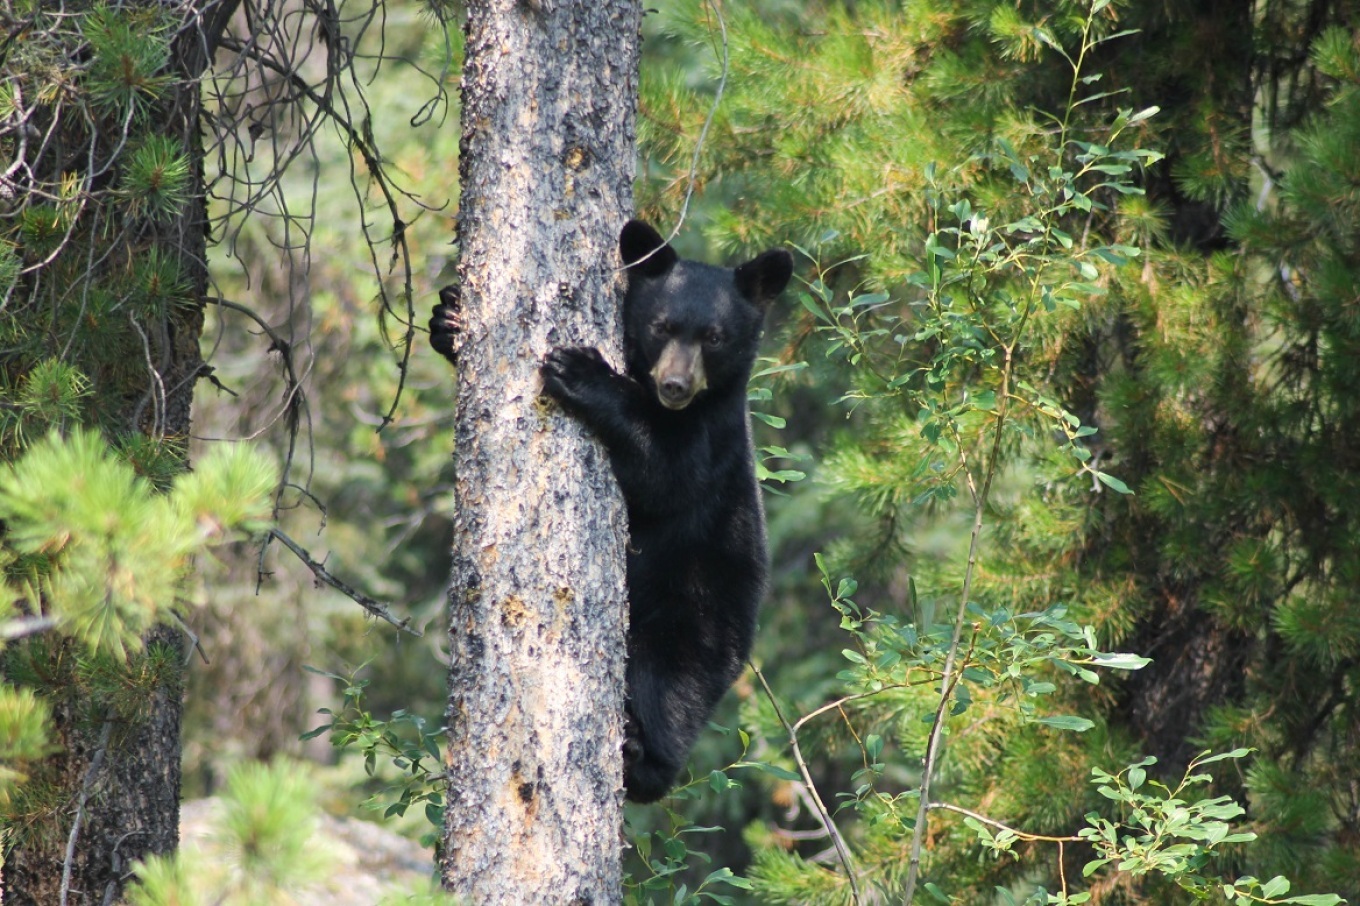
[650,339,708,410]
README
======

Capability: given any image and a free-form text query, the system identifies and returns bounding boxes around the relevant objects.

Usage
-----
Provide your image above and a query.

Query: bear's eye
[704,328,723,348]
[652,320,675,338]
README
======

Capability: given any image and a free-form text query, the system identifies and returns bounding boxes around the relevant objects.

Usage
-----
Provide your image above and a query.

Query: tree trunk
[3,630,188,906]
[441,1,640,902]
[1,2,235,902]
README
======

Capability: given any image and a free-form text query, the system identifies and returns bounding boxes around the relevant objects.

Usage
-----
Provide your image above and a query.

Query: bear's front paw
[623,713,643,765]
[540,346,612,405]
[429,285,462,366]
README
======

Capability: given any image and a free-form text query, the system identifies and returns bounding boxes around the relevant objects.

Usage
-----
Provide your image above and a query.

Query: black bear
[431,220,793,802]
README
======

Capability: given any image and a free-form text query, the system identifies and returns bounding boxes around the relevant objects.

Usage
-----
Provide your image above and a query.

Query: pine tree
[0,431,274,902]
[632,0,1360,901]
[0,3,234,899]
[1,0,433,900]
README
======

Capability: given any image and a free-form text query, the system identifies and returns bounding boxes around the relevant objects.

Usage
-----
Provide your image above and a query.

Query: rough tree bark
[1,3,237,903]
[441,1,640,902]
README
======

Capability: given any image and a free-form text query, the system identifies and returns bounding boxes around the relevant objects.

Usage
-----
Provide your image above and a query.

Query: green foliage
[0,0,454,897]
[1080,752,1259,889]
[305,665,446,847]
[0,241,20,298]
[628,807,757,906]
[668,13,1135,897]
[0,359,91,451]
[623,733,769,906]
[120,135,194,221]
[635,0,1358,902]
[309,668,764,903]
[81,4,175,118]
[751,358,810,487]
[0,429,275,658]
[1048,751,1342,906]
[730,27,1178,885]
[819,553,1147,742]
[1311,26,1360,83]
[0,429,275,824]
[379,887,467,906]
[125,761,329,906]
[217,762,331,892]
[0,3,205,440]
[0,686,53,804]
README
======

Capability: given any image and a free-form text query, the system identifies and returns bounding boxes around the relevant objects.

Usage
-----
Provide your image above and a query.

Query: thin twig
[752,663,862,905]
[1,615,57,641]
[930,802,1082,901]
[102,829,147,906]
[170,611,210,666]
[265,528,419,636]
[624,0,730,275]
[791,679,937,735]
[60,720,113,906]
[669,0,729,242]
[902,357,1017,904]
[928,801,1081,843]
[211,28,422,427]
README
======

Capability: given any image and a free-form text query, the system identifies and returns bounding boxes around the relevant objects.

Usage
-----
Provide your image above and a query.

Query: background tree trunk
[441,1,640,902]
[3,629,188,906]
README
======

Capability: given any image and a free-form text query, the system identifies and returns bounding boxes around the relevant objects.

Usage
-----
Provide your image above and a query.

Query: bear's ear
[734,249,794,305]
[620,220,678,278]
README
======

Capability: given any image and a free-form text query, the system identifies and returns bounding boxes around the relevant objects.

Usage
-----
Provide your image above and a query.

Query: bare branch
[1,615,58,642]
[61,721,113,906]
[929,801,1081,844]
[752,663,862,905]
[264,527,419,637]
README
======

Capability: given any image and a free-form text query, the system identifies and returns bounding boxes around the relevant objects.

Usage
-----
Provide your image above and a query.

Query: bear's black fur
[431,220,792,803]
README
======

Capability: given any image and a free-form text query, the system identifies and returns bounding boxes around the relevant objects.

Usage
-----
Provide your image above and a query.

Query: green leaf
[750,361,808,379]
[797,292,831,323]
[1088,652,1151,671]
[1034,715,1095,732]
[1194,748,1253,766]
[852,291,890,308]
[1127,105,1160,124]
[1090,247,1129,265]
[751,411,786,429]
[1095,471,1133,494]
[733,761,801,782]
[1260,876,1289,898]
[923,881,952,904]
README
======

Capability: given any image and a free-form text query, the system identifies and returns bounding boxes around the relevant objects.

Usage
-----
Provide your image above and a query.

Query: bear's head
[619,220,792,411]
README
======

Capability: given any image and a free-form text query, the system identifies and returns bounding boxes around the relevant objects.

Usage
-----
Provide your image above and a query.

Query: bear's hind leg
[622,703,686,804]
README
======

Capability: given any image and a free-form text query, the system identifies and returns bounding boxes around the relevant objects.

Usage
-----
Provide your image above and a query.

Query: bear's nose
[660,375,691,403]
